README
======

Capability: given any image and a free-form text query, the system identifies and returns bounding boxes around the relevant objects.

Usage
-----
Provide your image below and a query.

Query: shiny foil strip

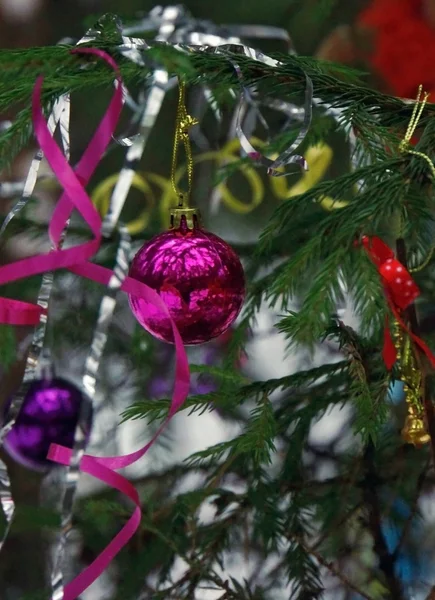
[68,10,342,193]
[102,67,168,236]
[0,96,70,237]
[50,225,132,600]
[102,6,181,236]
[114,11,305,217]
[211,45,313,176]
[0,93,71,554]
[0,93,71,440]
[170,18,296,158]
[114,9,299,156]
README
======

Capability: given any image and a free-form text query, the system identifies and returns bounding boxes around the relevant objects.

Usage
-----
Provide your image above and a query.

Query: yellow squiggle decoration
[91,141,348,233]
[92,172,155,235]
[270,144,348,210]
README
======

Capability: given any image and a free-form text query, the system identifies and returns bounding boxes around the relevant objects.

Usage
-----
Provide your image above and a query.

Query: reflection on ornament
[401,406,430,447]
[3,377,92,472]
[128,208,245,345]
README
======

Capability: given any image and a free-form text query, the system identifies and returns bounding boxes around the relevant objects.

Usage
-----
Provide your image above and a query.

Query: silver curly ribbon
[0,93,71,432]
[114,7,308,191]
[117,46,310,220]
[0,93,71,556]
[102,7,181,236]
[0,97,70,237]
[212,45,313,176]
[50,225,131,600]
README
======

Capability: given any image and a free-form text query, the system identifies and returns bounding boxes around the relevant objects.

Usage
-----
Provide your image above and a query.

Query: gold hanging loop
[171,81,198,208]
[399,85,435,273]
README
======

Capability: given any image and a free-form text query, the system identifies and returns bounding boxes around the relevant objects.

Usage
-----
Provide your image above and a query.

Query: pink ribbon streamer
[0,48,190,599]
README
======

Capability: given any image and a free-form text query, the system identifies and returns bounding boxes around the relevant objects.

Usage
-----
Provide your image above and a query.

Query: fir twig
[294,536,375,600]
[0,34,434,170]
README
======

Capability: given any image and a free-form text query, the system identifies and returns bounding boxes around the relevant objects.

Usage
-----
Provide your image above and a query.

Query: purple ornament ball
[128,222,245,345]
[3,377,92,472]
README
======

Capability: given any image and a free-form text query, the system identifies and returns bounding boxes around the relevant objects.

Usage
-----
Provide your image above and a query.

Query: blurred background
[1,0,435,599]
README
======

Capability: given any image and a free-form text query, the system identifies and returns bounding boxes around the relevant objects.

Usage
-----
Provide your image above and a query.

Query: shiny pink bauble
[128,221,245,344]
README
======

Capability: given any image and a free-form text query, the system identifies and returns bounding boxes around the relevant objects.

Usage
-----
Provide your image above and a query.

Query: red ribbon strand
[362,235,435,369]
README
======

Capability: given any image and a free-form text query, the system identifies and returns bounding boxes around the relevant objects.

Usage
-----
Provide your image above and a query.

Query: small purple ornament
[3,377,92,472]
[128,213,245,345]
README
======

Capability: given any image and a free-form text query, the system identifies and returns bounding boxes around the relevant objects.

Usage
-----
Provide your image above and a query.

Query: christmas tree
[1,4,435,600]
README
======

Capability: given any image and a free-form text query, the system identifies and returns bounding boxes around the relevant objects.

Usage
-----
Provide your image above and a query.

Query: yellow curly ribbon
[156,137,266,218]
[92,173,155,235]
[196,137,265,214]
[270,143,349,210]
[91,141,343,234]
[270,143,331,198]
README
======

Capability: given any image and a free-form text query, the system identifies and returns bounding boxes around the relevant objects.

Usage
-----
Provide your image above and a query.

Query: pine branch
[0,23,434,169]
[237,361,347,399]
[257,160,404,264]
[324,320,390,442]
[122,362,348,424]
[252,164,406,348]
[186,393,277,469]
[294,536,376,600]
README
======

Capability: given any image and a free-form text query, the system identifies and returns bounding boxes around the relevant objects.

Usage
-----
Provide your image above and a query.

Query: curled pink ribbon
[0,48,190,599]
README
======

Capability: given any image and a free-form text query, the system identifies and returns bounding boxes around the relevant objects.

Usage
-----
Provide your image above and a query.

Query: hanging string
[399,85,435,273]
[398,85,433,174]
[171,80,198,208]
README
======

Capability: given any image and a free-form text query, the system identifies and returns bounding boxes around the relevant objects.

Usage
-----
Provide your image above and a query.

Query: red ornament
[128,209,245,345]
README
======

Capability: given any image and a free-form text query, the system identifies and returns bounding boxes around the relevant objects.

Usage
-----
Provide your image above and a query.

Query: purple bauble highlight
[3,377,92,472]
[128,222,245,345]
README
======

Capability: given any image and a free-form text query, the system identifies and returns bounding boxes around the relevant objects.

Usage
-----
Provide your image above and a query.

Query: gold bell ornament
[393,322,429,447]
[401,405,430,447]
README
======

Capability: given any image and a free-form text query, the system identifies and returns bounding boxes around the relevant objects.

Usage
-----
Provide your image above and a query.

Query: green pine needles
[2,14,435,600]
